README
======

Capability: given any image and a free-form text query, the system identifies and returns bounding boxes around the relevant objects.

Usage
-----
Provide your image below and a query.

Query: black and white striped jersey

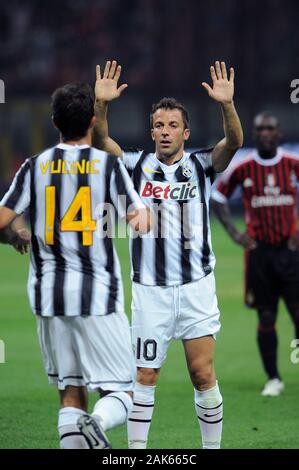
[123,149,216,286]
[0,143,144,316]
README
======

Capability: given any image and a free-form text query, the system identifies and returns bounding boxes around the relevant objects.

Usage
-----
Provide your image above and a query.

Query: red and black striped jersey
[212,149,299,245]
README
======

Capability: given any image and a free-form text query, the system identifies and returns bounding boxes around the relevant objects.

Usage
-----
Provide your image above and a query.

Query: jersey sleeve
[193,148,214,170]
[212,165,241,202]
[122,148,144,174]
[0,159,31,214]
[110,158,145,218]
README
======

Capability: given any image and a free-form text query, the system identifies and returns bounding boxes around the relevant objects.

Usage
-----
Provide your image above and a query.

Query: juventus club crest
[181,163,193,179]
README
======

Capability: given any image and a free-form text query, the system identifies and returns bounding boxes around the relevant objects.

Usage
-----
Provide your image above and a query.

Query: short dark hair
[253,111,280,128]
[52,83,94,141]
[150,97,189,129]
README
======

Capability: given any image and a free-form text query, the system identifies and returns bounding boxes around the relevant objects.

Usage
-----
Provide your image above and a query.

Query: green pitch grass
[0,219,298,449]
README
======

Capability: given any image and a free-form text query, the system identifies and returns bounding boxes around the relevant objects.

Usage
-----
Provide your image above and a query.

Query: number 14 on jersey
[45,186,96,246]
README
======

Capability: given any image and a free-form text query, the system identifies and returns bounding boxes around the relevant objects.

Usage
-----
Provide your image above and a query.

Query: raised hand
[202,61,234,104]
[95,60,128,102]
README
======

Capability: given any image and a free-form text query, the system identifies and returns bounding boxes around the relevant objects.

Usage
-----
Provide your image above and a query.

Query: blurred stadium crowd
[1,0,297,95]
[0,0,298,190]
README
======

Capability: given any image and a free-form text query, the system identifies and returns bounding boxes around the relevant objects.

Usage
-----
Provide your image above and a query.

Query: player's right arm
[92,61,128,157]
[211,198,256,250]
[0,210,30,254]
[211,167,256,250]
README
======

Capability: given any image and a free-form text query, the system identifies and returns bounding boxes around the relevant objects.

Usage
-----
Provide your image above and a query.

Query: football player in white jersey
[0,82,151,449]
[92,61,243,449]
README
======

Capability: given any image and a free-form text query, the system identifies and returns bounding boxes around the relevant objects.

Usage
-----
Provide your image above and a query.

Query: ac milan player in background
[212,112,299,396]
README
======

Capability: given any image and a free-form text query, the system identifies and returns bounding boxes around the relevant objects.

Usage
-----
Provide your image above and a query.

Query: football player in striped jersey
[0,82,151,449]
[93,60,243,449]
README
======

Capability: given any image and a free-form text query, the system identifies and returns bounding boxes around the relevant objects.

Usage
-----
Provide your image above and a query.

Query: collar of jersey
[152,152,189,173]
[252,148,283,166]
[57,143,90,150]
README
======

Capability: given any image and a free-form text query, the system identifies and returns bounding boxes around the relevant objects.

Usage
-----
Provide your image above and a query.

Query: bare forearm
[212,102,243,172]
[212,198,257,250]
[221,101,243,150]
[92,100,122,157]
[211,199,239,240]
[92,100,109,148]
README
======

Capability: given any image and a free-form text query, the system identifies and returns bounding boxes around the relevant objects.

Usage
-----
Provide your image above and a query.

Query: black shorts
[245,242,299,309]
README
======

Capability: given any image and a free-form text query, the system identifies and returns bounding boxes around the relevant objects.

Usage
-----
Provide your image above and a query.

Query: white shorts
[37,313,135,391]
[131,273,221,368]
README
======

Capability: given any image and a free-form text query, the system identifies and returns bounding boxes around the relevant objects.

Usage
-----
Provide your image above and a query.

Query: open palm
[95,60,128,102]
[202,61,234,104]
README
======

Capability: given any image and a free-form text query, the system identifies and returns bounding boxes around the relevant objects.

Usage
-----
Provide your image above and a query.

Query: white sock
[92,392,133,431]
[128,382,156,449]
[194,382,223,449]
[58,406,90,449]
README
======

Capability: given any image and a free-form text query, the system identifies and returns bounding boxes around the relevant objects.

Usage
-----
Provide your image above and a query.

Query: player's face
[151,108,190,160]
[253,116,281,155]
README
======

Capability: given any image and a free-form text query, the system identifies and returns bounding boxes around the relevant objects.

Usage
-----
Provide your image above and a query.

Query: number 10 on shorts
[136,337,157,361]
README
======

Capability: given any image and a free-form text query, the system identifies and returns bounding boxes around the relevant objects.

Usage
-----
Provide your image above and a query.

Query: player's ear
[184,128,190,141]
[51,116,58,130]
[151,128,155,141]
[89,116,96,129]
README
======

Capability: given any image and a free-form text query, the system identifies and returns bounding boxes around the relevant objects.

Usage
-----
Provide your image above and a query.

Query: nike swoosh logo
[204,411,222,418]
[144,166,162,174]
[132,411,144,413]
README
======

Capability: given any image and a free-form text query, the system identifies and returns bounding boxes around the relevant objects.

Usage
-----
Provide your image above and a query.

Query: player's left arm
[202,61,243,173]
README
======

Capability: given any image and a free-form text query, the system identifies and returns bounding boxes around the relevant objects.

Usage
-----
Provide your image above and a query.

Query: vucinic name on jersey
[140,180,200,201]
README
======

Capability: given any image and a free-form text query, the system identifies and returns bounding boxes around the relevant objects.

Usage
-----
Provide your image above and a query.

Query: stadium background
[0,0,298,448]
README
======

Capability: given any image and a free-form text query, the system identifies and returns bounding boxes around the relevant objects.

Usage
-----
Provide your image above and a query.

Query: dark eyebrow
[154,119,180,126]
